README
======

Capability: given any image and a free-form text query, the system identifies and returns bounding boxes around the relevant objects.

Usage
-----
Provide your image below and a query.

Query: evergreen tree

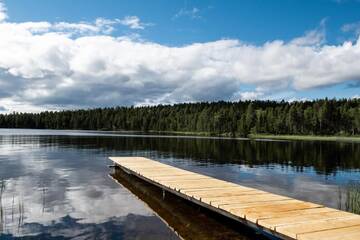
[0,99,358,136]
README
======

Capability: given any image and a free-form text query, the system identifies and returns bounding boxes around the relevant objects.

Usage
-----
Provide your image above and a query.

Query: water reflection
[5,132,357,175]
[0,131,178,239]
[1,215,178,239]
[110,167,266,240]
[0,129,359,239]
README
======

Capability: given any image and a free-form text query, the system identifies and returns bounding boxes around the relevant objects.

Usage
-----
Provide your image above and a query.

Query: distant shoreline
[248,134,360,142]
[0,128,359,142]
[149,130,360,142]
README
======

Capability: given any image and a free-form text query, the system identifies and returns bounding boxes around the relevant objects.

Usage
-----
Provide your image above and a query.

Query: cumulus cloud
[118,16,149,29]
[0,16,147,38]
[237,91,264,101]
[0,2,359,112]
[291,18,327,46]
[0,1,7,22]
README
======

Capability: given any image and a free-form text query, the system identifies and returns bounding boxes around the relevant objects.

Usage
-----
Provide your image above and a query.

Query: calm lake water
[0,129,359,239]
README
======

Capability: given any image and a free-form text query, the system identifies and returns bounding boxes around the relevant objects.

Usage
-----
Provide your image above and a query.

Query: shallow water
[0,129,359,239]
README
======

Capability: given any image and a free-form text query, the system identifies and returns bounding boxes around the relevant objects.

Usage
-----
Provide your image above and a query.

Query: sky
[0,0,360,112]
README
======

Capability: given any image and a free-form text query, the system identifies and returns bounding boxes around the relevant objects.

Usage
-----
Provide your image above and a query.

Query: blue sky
[6,0,360,45]
[0,0,359,112]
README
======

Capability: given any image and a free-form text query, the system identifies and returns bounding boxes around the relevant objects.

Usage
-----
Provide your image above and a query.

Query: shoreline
[1,128,360,142]
[248,134,360,142]
[149,131,360,142]
[140,130,360,142]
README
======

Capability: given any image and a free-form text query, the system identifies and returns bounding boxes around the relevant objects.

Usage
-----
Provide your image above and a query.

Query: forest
[0,98,359,137]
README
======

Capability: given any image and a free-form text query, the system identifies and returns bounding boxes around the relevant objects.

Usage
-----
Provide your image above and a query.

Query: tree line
[0,98,359,136]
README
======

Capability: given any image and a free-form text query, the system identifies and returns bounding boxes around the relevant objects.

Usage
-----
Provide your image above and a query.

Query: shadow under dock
[110,167,268,240]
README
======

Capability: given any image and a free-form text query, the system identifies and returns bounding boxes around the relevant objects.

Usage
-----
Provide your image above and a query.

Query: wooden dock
[109,157,360,240]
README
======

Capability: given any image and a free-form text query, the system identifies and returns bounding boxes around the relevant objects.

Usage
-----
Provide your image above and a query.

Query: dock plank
[207,193,290,206]
[298,225,360,240]
[198,191,268,202]
[277,216,360,239]
[230,201,321,221]
[250,207,337,221]
[257,207,354,229]
[151,175,211,181]
[109,157,360,240]
[220,199,302,212]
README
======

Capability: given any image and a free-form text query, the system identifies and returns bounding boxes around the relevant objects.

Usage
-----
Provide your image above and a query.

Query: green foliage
[0,99,359,136]
[346,181,360,214]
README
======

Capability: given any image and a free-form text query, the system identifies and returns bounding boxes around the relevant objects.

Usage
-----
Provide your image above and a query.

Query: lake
[0,129,359,239]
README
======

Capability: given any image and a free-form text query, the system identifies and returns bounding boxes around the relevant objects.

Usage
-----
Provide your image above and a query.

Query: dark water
[0,129,359,239]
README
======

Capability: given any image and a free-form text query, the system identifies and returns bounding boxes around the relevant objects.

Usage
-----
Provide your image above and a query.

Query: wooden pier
[109,157,360,240]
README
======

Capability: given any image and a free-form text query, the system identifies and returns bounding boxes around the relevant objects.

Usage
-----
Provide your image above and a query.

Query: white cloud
[174,7,201,19]
[237,91,264,100]
[118,16,149,29]
[291,18,326,46]
[0,1,7,22]
[0,2,359,112]
[0,17,143,38]
[288,97,309,102]
[342,21,360,36]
